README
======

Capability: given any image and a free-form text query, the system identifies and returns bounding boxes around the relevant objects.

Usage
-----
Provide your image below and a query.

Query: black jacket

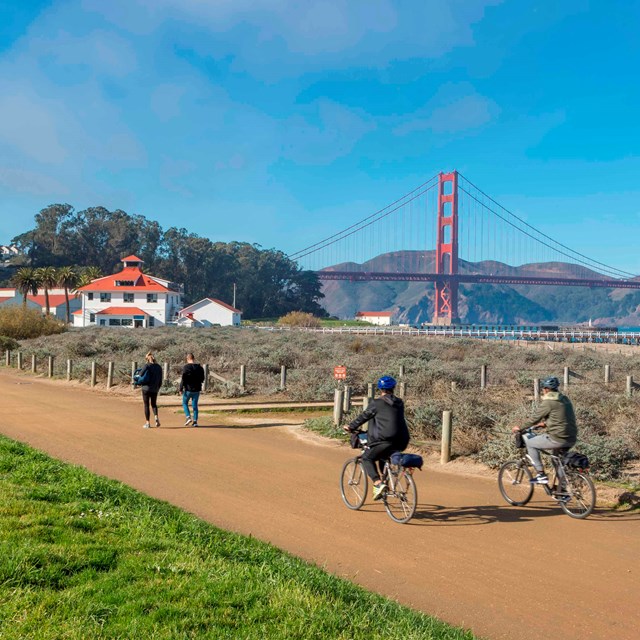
[138,363,163,393]
[180,363,205,393]
[348,394,410,449]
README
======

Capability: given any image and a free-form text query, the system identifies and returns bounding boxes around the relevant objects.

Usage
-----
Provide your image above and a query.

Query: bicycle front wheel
[340,458,368,510]
[384,471,417,524]
[498,460,534,506]
[560,471,596,519]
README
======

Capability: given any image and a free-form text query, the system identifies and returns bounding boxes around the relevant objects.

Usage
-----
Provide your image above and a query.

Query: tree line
[10,204,326,319]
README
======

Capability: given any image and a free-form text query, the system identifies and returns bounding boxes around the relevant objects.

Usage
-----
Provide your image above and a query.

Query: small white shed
[177,298,242,327]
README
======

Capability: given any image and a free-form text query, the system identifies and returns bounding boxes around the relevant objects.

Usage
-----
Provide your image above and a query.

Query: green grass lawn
[0,435,475,639]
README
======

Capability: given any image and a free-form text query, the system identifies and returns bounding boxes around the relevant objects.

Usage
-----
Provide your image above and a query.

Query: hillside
[320,250,640,325]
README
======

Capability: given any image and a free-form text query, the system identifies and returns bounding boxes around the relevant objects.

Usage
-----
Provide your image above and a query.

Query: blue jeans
[182,391,200,423]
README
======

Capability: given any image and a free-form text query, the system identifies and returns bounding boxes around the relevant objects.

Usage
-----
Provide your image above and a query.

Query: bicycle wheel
[498,460,534,506]
[383,470,417,524]
[560,471,596,519]
[340,458,368,510]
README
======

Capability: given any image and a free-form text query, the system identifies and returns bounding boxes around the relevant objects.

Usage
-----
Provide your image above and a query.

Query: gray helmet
[541,376,560,390]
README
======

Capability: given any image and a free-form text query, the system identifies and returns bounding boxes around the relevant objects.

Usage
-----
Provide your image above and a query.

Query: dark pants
[361,441,399,482]
[142,390,158,421]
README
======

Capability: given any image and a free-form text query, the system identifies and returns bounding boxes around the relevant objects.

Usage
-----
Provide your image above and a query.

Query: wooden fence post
[626,375,633,398]
[31,354,36,374]
[342,385,351,412]
[48,356,54,378]
[604,365,610,384]
[107,362,114,389]
[202,364,209,392]
[240,365,246,390]
[399,364,405,377]
[131,361,138,382]
[441,411,452,464]
[367,382,374,401]
[280,365,287,391]
[480,364,487,389]
[398,381,407,399]
[91,361,97,387]
[66,359,73,381]
[5,350,10,367]
[533,378,540,402]
[17,352,23,370]
[163,362,169,384]
[333,388,344,426]
[362,396,369,409]
[451,381,457,392]
[563,367,570,387]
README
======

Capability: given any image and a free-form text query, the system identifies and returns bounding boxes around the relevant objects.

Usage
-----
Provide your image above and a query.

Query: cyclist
[512,375,577,485]
[343,375,410,500]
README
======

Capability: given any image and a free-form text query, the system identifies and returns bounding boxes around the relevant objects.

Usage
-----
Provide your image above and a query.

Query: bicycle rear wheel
[383,470,417,524]
[340,458,368,510]
[498,460,534,506]
[560,471,596,519]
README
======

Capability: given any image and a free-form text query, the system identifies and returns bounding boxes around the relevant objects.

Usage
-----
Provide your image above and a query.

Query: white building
[74,255,183,328]
[177,298,242,327]
[355,311,394,326]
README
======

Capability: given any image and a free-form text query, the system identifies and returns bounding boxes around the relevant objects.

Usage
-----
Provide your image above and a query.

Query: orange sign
[333,365,347,380]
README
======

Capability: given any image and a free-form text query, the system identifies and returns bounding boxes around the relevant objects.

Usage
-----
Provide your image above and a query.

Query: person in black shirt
[134,352,163,429]
[343,375,410,500]
[179,352,205,427]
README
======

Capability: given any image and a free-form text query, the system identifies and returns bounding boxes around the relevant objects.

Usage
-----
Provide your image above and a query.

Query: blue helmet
[541,376,560,391]
[377,375,397,390]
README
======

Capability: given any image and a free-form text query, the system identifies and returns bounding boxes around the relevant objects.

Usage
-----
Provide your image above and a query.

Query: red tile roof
[73,309,82,315]
[96,307,149,316]
[356,311,393,317]
[77,266,173,293]
[121,255,143,263]
[27,294,70,307]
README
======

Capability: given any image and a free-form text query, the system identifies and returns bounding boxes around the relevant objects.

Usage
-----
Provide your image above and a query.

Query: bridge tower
[433,171,459,325]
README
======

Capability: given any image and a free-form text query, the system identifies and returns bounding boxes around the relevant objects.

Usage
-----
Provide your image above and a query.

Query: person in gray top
[512,376,578,485]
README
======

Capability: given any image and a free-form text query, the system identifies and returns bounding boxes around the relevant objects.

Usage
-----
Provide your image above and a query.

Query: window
[87,292,93,300]
[99,319,106,326]
[109,318,121,326]
[89,313,95,323]
[123,293,134,303]
[147,293,157,303]
[100,293,111,303]
[115,280,134,286]
[148,316,155,327]
[121,318,133,326]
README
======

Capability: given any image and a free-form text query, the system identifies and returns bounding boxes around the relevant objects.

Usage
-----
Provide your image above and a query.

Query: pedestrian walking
[180,352,205,427]
[133,352,163,429]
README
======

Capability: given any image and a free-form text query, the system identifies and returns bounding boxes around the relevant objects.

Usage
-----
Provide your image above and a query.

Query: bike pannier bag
[391,452,424,469]
[563,451,590,470]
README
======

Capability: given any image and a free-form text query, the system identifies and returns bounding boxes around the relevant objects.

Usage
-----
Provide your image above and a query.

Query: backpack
[563,451,590,471]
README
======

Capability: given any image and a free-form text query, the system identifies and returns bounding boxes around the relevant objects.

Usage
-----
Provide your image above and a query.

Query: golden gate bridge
[289,171,640,324]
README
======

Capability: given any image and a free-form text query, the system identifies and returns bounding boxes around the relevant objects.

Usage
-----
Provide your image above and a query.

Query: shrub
[277,312,321,328]
[577,434,636,480]
[0,307,66,340]
[0,335,19,352]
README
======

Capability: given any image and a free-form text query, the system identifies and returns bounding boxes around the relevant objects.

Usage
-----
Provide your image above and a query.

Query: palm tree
[77,266,103,288]
[56,266,78,324]
[12,267,40,309]
[35,266,57,315]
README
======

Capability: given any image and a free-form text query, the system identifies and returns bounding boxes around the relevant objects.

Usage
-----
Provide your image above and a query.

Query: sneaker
[184,417,192,426]
[553,493,571,503]
[155,416,161,427]
[531,473,549,485]
[192,422,198,428]
[143,422,150,429]
[372,482,387,501]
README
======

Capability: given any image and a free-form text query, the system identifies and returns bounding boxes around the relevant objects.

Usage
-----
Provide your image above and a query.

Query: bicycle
[498,427,596,519]
[340,432,420,524]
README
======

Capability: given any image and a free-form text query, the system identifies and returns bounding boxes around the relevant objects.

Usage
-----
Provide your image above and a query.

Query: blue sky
[0,0,639,271]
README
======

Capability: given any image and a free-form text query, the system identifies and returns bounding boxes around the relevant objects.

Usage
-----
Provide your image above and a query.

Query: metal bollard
[441,411,452,464]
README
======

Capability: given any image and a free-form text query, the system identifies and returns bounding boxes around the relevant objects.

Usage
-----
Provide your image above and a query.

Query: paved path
[0,370,638,640]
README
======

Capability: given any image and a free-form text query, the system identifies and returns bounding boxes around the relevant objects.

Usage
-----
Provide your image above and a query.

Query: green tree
[77,266,103,288]
[35,266,58,315]
[56,266,78,324]
[11,267,41,309]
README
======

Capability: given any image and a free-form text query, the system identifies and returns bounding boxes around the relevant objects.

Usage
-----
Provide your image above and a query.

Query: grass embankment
[0,436,474,640]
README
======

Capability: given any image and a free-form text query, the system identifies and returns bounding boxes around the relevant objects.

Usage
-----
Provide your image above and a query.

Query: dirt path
[0,370,638,640]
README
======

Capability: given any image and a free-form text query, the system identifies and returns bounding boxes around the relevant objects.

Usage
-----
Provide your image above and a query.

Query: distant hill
[320,250,640,325]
